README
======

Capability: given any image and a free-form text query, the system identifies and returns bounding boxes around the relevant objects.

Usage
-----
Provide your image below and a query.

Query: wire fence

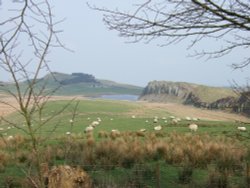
[1,162,250,188]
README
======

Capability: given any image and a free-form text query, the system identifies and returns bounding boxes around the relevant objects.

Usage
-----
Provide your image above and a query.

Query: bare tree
[0,1,70,187]
[91,0,250,69]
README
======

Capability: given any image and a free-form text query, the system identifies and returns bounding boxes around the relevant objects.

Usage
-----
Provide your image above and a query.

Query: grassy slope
[193,85,236,103]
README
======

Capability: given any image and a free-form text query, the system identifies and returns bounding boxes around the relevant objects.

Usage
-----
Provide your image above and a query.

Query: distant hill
[0,72,143,96]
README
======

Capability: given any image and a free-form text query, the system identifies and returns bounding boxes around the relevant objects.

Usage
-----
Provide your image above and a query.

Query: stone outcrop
[139,81,250,116]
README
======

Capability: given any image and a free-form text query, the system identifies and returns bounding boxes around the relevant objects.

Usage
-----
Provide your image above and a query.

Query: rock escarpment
[139,81,250,115]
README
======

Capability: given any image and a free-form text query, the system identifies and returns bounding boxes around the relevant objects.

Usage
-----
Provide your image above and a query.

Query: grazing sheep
[192,117,198,121]
[169,116,175,119]
[164,120,168,123]
[154,125,162,131]
[110,129,121,138]
[153,118,158,123]
[110,118,113,121]
[186,117,192,121]
[140,129,146,132]
[91,121,99,127]
[162,117,167,120]
[97,117,101,122]
[145,120,149,123]
[69,119,74,123]
[189,123,198,132]
[172,119,179,124]
[66,132,71,135]
[111,129,120,134]
[0,128,4,131]
[131,115,136,119]
[176,118,181,121]
[7,135,14,141]
[237,126,247,131]
[7,126,11,130]
[85,126,94,133]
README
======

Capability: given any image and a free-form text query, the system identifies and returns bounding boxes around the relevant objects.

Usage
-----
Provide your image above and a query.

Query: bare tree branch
[91,0,250,68]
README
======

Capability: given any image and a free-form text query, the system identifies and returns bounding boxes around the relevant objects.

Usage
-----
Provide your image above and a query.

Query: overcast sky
[1,1,250,87]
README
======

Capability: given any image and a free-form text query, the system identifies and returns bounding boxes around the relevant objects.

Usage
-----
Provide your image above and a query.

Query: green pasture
[1,99,249,138]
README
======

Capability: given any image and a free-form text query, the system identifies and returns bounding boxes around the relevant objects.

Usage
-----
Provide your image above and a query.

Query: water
[98,94,139,101]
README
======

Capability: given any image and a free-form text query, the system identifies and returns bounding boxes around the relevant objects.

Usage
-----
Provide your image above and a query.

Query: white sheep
[111,129,120,133]
[69,119,74,123]
[172,119,179,124]
[0,128,4,131]
[97,117,101,122]
[145,120,149,123]
[85,126,94,133]
[153,118,158,123]
[237,126,247,131]
[186,117,192,121]
[131,115,136,119]
[7,135,14,141]
[176,118,181,121]
[91,121,100,127]
[169,116,175,119]
[140,128,146,132]
[66,132,71,135]
[154,125,162,131]
[189,123,198,132]
[162,117,167,120]
[192,117,198,121]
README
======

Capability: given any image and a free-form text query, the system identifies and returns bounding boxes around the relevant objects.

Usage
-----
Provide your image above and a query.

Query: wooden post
[156,162,160,188]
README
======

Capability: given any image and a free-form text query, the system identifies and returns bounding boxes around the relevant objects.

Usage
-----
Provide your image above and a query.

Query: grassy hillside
[192,84,236,103]
[0,72,143,96]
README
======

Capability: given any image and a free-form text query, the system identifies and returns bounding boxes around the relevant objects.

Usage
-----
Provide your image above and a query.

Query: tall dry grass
[61,132,247,171]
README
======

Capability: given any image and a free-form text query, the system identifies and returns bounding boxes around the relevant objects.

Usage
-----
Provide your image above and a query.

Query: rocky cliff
[139,81,250,114]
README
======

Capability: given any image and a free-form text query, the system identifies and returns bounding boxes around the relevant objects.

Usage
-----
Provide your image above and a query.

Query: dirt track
[138,102,250,122]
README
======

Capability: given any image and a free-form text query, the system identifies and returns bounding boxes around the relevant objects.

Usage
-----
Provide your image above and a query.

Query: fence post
[247,162,250,188]
[156,162,160,188]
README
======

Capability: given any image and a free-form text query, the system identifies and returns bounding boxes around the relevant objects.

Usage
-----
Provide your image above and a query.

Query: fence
[1,162,250,188]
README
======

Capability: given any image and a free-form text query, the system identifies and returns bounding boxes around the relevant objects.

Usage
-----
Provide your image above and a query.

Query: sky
[1,0,250,87]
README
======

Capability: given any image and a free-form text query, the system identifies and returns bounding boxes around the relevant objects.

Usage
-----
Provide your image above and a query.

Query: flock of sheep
[68,115,247,136]
[0,114,247,139]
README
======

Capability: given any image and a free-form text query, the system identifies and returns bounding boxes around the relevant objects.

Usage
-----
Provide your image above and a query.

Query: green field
[0,99,250,187]
[3,99,247,137]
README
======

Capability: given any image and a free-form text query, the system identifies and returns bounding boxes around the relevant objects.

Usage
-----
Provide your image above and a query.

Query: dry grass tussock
[63,132,247,170]
[42,165,92,188]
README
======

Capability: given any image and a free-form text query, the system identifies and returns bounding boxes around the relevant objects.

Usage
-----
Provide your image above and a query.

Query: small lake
[98,94,139,101]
